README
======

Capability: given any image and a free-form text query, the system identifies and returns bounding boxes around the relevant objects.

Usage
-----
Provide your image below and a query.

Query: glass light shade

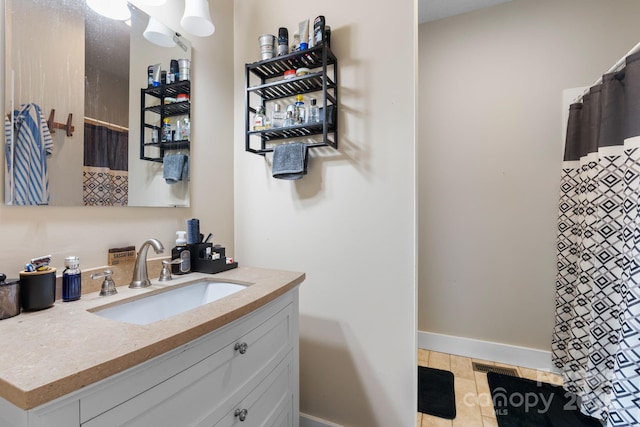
[181,0,215,37]
[143,17,176,47]
[86,0,131,21]
[137,0,168,5]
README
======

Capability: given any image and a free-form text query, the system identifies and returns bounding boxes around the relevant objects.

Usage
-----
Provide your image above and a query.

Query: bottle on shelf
[295,95,306,124]
[151,126,159,143]
[271,104,286,128]
[182,118,191,140]
[284,105,295,127]
[161,118,172,142]
[175,120,182,142]
[253,106,269,131]
[309,98,320,123]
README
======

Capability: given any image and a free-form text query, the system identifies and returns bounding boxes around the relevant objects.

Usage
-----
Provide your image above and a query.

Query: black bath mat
[417,366,456,419]
[487,372,602,427]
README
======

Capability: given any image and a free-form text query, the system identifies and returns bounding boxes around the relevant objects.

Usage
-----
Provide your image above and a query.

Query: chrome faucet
[129,238,165,288]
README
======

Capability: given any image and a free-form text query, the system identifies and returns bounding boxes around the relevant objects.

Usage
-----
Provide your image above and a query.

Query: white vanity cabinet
[1,288,299,427]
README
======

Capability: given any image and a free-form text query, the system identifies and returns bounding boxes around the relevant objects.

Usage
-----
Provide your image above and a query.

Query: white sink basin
[91,280,247,325]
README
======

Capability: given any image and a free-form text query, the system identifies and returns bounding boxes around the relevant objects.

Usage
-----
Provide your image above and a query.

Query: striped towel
[4,103,54,205]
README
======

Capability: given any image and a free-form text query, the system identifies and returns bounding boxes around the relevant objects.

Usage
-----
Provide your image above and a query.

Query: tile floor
[417,349,564,427]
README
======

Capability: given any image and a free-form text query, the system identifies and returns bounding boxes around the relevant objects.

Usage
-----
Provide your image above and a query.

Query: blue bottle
[63,256,82,301]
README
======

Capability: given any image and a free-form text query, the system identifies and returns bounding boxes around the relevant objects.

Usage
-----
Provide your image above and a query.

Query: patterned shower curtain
[83,122,128,206]
[552,51,640,426]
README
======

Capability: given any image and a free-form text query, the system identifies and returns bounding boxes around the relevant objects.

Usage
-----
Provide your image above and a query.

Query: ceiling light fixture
[143,16,177,47]
[181,0,215,37]
[86,0,131,21]
[137,0,168,5]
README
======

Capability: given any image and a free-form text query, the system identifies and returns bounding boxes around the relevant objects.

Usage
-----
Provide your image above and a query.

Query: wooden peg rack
[47,109,74,136]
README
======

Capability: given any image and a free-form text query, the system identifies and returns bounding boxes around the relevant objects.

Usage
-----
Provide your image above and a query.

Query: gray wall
[418,0,640,351]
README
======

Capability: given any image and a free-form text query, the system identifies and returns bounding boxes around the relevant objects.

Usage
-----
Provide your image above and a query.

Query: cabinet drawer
[81,299,293,426]
[211,352,293,427]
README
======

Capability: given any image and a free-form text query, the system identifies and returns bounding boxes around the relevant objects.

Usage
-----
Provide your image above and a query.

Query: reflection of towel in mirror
[163,154,185,184]
[4,103,54,205]
[182,155,189,182]
[272,142,307,180]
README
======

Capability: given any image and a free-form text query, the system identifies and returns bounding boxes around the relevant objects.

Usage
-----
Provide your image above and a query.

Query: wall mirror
[4,0,192,207]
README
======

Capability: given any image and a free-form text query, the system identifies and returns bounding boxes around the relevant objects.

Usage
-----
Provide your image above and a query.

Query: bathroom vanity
[0,267,304,427]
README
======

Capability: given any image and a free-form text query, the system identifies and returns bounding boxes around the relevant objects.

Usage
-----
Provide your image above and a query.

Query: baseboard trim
[418,331,557,372]
[300,413,344,427]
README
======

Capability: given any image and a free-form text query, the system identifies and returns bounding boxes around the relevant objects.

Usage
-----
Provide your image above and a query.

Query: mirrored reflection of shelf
[140,80,190,162]
[144,101,190,116]
[141,141,190,163]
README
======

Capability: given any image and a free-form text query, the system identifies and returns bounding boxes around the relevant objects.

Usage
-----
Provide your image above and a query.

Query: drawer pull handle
[234,408,248,421]
[234,342,248,354]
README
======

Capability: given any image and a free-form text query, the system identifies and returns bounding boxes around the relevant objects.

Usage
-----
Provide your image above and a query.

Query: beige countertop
[0,266,304,410]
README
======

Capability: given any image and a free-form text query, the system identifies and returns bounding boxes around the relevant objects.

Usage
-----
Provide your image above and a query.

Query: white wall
[418,0,640,354]
[234,1,417,426]
[0,0,234,276]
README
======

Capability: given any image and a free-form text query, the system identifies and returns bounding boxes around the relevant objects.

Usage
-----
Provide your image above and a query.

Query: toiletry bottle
[170,59,179,82]
[253,106,268,130]
[162,118,172,142]
[309,98,320,123]
[291,32,300,52]
[295,95,306,124]
[271,104,286,128]
[62,256,81,302]
[277,27,289,56]
[284,106,295,127]
[151,125,159,143]
[171,231,191,275]
[182,118,190,140]
[313,16,326,45]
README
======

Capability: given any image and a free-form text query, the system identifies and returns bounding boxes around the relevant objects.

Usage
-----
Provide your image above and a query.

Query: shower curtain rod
[575,40,640,103]
[84,116,128,132]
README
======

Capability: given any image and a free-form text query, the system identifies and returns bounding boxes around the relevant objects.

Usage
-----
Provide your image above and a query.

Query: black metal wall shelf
[245,44,338,155]
[144,101,190,117]
[144,80,191,97]
[141,141,190,163]
[140,81,190,162]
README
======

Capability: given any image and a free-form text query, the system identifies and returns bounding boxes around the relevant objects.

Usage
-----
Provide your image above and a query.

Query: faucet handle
[91,270,117,296]
[159,259,182,282]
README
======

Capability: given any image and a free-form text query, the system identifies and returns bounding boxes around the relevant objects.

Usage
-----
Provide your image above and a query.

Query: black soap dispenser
[171,231,191,275]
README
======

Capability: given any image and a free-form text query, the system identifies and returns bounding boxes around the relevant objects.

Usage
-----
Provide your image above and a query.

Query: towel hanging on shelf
[163,153,189,184]
[272,142,308,180]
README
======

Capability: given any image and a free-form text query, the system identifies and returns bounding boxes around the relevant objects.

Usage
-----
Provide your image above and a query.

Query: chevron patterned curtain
[552,51,640,426]
[82,122,128,206]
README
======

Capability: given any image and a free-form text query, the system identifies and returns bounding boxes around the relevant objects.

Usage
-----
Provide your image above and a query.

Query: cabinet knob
[234,408,248,421]
[234,342,248,354]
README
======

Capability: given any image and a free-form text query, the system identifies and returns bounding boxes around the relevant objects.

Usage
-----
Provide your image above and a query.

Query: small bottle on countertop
[62,256,81,301]
[171,231,191,275]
